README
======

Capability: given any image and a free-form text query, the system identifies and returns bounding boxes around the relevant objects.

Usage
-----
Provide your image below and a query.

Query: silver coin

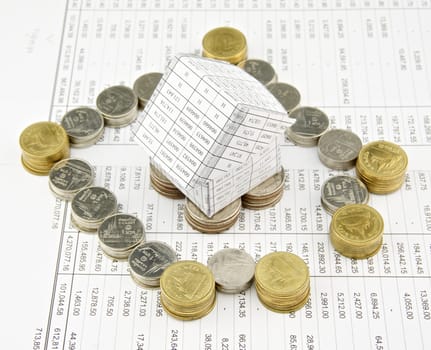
[321,175,369,215]
[60,107,104,144]
[207,248,255,294]
[71,186,117,222]
[286,106,329,146]
[267,82,301,113]
[238,59,277,86]
[98,214,144,255]
[128,241,177,287]
[317,129,362,170]
[49,158,94,200]
[96,85,138,126]
[133,72,163,108]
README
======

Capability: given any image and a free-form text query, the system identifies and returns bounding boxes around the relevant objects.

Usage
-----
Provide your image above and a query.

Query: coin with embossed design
[238,59,277,86]
[96,85,138,127]
[267,82,301,114]
[48,158,94,200]
[133,72,163,109]
[318,129,362,170]
[160,260,216,320]
[128,241,177,288]
[98,214,145,260]
[202,27,247,64]
[330,204,384,259]
[255,251,310,313]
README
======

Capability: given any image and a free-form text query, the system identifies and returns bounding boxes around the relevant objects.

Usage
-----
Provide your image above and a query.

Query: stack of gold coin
[149,162,184,199]
[19,121,69,175]
[202,27,247,64]
[185,198,241,233]
[356,140,408,194]
[242,168,285,210]
[255,252,310,313]
[160,260,216,320]
[330,204,384,259]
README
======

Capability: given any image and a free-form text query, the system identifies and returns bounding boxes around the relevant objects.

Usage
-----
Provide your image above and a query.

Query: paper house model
[133,55,289,217]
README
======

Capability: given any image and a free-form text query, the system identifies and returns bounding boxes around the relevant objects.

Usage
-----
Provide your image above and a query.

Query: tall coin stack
[242,168,285,210]
[255,252,310,313]
[160,261,216,320]
[330,204,384,259]
[202,27,247,64]
[184,198,241,233]
[356,140,408,194]
[149,162,184,199]
[20,121,69,175]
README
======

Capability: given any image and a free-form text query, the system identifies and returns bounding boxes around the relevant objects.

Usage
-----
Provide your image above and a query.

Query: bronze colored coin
[357,140,408,178]
[331,204,383,244]
[160,260,215,307]
[202,27,247,64]
[20,121,68,158]
[255,252,309,296]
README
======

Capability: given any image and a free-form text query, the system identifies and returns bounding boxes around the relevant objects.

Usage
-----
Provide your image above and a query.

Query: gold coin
[202,27,247,64]
[19,121,68,158]
[160,260,215,307]
[255,252,309,297]
[331,204,383,245]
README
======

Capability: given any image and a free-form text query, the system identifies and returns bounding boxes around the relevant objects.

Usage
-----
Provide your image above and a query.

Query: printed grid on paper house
[133,55,290,216]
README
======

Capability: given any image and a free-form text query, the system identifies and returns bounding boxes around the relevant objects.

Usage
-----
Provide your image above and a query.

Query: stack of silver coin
[133,72,163,109]
[242,168,285,210]
[321,175,369,215]
[185,198,241,233]
[129,241,178,288]
[71,186,117,232]
[238,59,277,86]
[285,106,329,146]
[207,248,255,294]
[98,214,145,259]
[267,82,301,114]
[48,158,94,200]
[96,85,138,127]
[317,129,362,170]
[60,107,105,147]
[150,162,184,199]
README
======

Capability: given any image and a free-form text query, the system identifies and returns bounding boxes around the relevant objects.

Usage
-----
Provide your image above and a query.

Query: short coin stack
[207,248,255,294]
[20,121,69,175]
[285,107,329,146]
[317,129,362,170]
[255,252,310,313]
[133,72,163,109]
[356,140,408,194]
[48,158,94,200]
[129,241,178,288]
[60,107,104,147]
[150,163,184,199]
[202,27,247,64]
[242,168,285,210]
[96,85,138,127]
[71,186,117,232]
[98,214,145,260]
[266,82,301,114]
[185,198,242,233]
[321,175,369,215]
[330,204,384,259]
[238,59,277,86]
[160,260,216,320]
